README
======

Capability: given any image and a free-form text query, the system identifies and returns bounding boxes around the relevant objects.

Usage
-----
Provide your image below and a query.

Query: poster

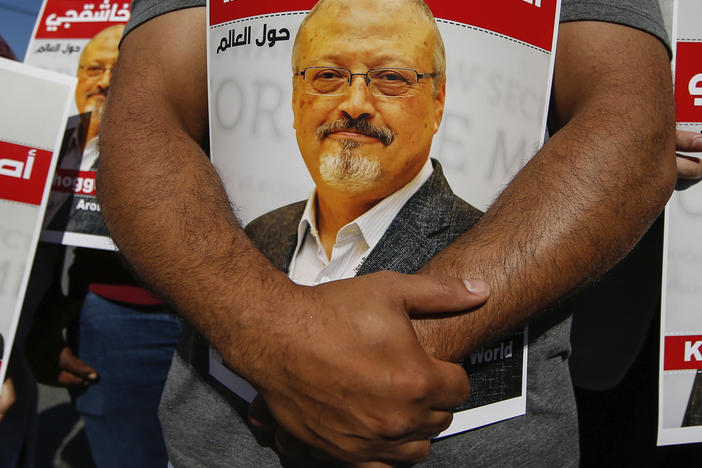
[23,0,132,251]
[659,0,702,446]
[207,0,560,436]
[0,57,75,384]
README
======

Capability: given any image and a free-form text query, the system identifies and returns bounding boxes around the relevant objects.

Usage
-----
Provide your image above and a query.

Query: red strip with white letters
[52,168,97,196]
[0,140,53,206]
[209,0,558,52]
[664,335,702,370]
[675,42,702,123]
[34,0,132,39]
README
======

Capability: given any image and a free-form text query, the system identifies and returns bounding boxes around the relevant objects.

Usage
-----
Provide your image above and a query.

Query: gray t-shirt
[122,1,668,466]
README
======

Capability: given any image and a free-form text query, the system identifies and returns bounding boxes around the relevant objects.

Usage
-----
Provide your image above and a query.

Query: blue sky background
[0,0,45,60]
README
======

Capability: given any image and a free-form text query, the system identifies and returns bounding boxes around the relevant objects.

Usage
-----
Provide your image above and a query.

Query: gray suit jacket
[246,160,524,410]
[246,160,480,275]
[159,162,578,467]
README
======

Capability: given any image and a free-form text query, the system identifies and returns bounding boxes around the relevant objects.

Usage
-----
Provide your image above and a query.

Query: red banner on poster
[0,140,54,206]
[209,0,558,51]
[35,0,131,39]
[664,335,702,370]
[675,42,702,123]
[51,168,97,196]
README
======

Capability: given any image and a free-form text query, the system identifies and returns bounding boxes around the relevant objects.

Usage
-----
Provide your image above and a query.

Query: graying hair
[291,0,446,90]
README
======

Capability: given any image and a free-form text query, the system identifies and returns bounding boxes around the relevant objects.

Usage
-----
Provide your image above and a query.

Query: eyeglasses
[297,67,438,97]
[79,64,115,78]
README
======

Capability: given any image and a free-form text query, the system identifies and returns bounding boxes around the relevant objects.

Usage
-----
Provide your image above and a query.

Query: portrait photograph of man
[212,0,526,422]
[209,0,555,222]
[42,24,123,240]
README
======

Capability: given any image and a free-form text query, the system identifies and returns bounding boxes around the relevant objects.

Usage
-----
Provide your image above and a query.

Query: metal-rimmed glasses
[79,64,116,78]
[297,66,438,97]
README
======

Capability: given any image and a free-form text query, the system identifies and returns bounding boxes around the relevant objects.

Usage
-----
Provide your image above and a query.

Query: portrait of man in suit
[245,0,522,409]
[44,24,123,236]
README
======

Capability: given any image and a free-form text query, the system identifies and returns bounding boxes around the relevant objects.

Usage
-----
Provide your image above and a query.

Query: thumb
[401,275,489,317]
[676,129,702,153]
[0,378,16,422]
[58,347,98,383]
[248,394,276,431]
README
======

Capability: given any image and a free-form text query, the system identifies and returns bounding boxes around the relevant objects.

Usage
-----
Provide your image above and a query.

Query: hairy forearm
[97,9,293,385]
[414,22,677,361]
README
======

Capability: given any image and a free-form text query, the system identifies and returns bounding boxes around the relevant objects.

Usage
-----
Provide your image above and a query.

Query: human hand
[249,396,396,467]
[0,378,16,423]
[27,343,98,387]
[675,130,702,179]
[25,297,99,387]
[242,271,487,464]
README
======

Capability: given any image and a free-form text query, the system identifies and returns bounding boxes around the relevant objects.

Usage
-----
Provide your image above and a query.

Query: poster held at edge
[659,0,702,447]
[24,0,133,251]
[0,58,75,384]
[207,0,560,436]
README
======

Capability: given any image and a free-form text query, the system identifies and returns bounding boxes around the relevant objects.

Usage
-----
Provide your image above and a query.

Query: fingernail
[693,135,702,151]
[464,280,490,296]
[87,373,98,380]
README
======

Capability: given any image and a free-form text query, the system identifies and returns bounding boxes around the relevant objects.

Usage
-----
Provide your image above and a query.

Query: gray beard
[318,139,382,192]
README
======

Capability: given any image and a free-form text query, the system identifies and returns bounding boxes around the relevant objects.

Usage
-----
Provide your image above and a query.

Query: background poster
[24,0,132,251]
[0,57,75,384]
[208,0,559,436]
[659,0,702,446]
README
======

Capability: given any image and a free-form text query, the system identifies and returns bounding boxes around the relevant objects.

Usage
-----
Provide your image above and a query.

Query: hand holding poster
[659,0,702,446]
[24,0,132,251]
[0,58,75,385]
[207,0,559,436]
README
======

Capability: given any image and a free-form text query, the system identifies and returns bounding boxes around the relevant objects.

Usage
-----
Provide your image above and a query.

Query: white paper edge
[203,0,561,436]
[658,200,673,446]
[40,230,117,251]
[658,425,702,446]
[208,326,530,438]
[0,57,77,385]
[209,346,257,403]
[438,326,529,438]
[656,0,700,447]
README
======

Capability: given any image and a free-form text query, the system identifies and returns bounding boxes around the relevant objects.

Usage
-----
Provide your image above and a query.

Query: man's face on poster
[75,25,123,125]
[291,0,446,202]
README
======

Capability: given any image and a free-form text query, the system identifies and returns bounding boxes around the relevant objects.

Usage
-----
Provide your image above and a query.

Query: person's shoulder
[123,0,205,40]
[560,0,669,49]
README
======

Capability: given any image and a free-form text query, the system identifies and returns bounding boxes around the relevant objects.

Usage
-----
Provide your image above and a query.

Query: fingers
[347,462,396,468]
[374,439,431,465]
[248,395,276,431]
[398,274,489,316]
[275,427,308,458]
[0,378,16,422]
[57,347,98,386]
[676,130,702,179]
[427,358,471,411]
[676,154,702,179]
[56,370,93,386]
[676,129,702,153]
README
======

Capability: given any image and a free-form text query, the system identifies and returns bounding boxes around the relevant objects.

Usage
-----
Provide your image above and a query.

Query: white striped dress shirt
[288,158,434,285]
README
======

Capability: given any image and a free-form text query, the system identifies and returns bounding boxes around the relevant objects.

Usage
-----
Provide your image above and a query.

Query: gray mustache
[316,118,394,146]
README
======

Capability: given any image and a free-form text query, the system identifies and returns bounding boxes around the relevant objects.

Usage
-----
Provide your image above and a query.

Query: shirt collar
[292,157,433,258]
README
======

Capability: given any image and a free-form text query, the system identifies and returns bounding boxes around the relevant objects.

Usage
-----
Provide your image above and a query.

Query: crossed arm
[414,20,677,360]
[99,7,484,464]
[98,7,676,465]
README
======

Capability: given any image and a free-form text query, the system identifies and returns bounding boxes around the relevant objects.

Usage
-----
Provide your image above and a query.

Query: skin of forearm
[413,21,677,361]
[97,9,296,386]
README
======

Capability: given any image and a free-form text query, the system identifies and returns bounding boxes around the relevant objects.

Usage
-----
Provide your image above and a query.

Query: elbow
[649,112,678,209]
